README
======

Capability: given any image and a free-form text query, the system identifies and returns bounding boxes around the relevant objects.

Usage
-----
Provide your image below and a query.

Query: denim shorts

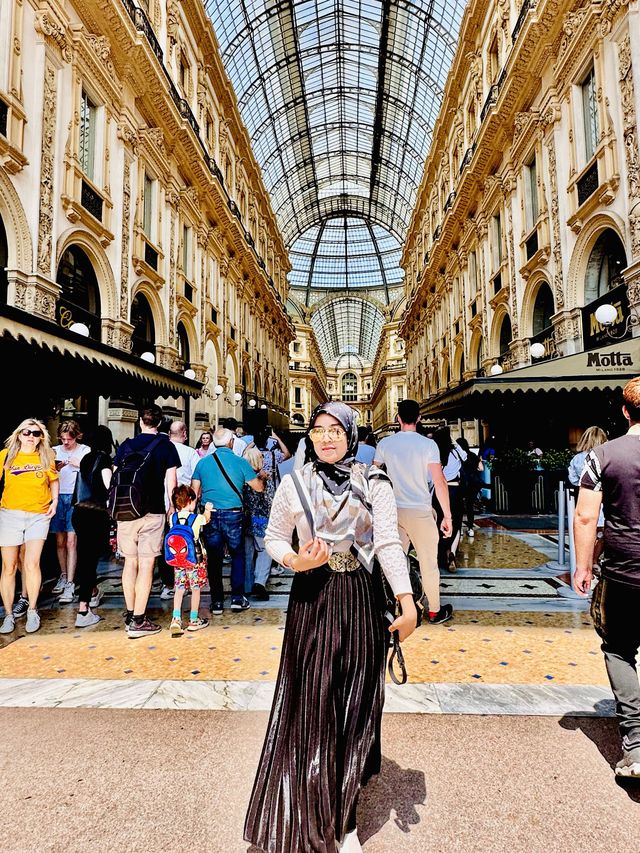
[49,493,75,534]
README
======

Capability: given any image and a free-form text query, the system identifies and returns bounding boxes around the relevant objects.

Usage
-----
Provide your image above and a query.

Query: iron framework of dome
[205,0,466,360]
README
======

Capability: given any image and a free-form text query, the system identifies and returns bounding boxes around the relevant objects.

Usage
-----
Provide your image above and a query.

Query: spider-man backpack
[164,513,200,569]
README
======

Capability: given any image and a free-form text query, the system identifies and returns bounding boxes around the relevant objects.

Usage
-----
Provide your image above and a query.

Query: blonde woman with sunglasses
[0,419,59,634]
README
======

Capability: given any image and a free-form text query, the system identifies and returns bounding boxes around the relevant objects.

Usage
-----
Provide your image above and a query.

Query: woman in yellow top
[0,418,59,634]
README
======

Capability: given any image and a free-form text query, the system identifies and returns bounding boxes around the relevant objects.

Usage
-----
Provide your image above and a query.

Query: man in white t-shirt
[51,420,91,603]
[374,399,453,624]
[168,421,201,490]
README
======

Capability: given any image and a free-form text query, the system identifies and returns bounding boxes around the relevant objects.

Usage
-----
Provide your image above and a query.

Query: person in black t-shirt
[113,405,180,638]
[72,426,114,628]
[575,377,640,779]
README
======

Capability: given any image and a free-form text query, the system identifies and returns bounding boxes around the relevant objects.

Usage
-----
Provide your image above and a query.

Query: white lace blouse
[265,473,412,598]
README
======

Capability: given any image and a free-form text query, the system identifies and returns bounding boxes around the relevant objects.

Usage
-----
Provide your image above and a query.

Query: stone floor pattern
[0,526,608,715]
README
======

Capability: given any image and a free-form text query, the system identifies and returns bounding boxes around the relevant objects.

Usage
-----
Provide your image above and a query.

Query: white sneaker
[0,615,15,634]
[25,609,40,633]
[58,581,76,603]
[615,754,640,778]
[160,585,174,600]
[75,610,101,628]
[89,587,104,608]
[52,576,67,595]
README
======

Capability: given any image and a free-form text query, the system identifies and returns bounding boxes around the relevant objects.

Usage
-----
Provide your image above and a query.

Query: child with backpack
[165,485,213,636]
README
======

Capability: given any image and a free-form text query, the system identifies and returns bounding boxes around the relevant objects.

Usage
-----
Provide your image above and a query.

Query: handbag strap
[387,633,408,685]
[291,470,315,536]
[212,451,243,503]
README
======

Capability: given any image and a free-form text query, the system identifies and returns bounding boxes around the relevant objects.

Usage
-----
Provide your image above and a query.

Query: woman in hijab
[244,402,417,853]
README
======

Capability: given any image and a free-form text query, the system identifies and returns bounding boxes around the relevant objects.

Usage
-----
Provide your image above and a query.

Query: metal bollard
[557,480,566,565]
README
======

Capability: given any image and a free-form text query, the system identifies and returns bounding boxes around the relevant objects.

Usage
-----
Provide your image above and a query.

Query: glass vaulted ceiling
[206,0,466,361]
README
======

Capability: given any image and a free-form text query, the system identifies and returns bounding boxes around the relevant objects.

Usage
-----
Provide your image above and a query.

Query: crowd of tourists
[1,380,640,849]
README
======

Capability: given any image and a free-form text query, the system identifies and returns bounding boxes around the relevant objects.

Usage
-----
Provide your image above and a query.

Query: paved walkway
[1,708,637,853]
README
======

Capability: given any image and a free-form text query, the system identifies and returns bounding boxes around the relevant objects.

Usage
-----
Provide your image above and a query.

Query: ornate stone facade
[400,0,639,414]
[0,0,294,436]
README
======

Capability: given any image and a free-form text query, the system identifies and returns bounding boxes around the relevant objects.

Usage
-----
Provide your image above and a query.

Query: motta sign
[586,350,634,371]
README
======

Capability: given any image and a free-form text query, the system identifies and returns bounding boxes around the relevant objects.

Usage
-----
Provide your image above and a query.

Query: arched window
[499,314,512,357]
[0,213,7,304]
[532,282,555,334]
[177,322,190,370]
[341,372,357,401]
[130,293,156,356]
[56,245,101,339]
[584,230,627,304]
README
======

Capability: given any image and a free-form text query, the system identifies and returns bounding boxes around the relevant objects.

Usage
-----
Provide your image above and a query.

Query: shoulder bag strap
[387,635,408,685]
[271,449,281,487]
[212,452,244,503]
[291,470,315,536]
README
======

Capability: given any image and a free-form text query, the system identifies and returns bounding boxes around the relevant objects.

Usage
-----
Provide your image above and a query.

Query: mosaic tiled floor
[0,606,606,685]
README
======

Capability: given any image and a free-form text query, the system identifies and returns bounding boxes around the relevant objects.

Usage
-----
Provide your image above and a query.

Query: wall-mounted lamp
[595,302,638,339]
[489,363,503,376]
[140,351,156,364]
[69,322,90,337]
[184,368,196,380]
[249,398,257,408]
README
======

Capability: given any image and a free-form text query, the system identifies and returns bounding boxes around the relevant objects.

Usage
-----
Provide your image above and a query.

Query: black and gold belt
[327,552,360,573]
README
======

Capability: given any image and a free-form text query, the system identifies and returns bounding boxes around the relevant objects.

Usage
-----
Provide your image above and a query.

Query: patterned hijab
[298,401,388,571]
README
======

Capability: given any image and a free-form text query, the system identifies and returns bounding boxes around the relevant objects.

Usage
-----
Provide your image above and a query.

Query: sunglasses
[20,429,43,438]
[309,426,346,442]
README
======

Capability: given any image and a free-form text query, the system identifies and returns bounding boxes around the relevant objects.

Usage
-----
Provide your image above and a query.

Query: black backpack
[107,435,163,522]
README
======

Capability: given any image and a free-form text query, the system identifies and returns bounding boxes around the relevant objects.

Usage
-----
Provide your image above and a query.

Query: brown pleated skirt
[244,564,386,853]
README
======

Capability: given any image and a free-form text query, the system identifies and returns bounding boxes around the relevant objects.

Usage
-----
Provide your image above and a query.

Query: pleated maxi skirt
[244,564,386,853]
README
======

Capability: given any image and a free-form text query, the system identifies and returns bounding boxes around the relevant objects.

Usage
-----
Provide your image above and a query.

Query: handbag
[72,453,106,510]
[381,553,427,685]
[291,470,424,685]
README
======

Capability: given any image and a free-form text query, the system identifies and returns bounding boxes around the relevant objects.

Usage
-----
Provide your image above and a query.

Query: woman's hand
[45,500,58,520]
[389,593,417,642]
[292,538,330,572]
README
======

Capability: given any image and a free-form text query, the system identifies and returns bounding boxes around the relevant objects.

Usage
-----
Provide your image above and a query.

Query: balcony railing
[144,240,158,270]
[459,143,475,174]
[512,0,535,43]
[577,161,599,207]
[81,180,103,221]
[525,230,539,260]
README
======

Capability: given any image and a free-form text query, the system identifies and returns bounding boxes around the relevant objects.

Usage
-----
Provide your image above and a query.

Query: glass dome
[288,215,404,303]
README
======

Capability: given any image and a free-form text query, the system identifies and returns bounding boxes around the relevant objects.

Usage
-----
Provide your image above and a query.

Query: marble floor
[0,525,609,715]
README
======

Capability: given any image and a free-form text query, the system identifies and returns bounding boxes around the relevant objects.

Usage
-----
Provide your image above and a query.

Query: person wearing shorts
[114,405,179,638]
[51,420,90,603]
[0,418,59,634]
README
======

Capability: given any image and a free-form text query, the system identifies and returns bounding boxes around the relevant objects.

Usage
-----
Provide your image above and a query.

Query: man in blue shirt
[192,427,266,614]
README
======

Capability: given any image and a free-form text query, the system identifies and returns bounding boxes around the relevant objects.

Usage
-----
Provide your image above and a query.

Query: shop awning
[0,304,202,400]
[421,337,640,416]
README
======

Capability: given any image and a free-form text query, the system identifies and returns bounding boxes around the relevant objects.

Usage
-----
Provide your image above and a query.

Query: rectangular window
[182,225,191,277]
[79,91,97,181]
[469,250,478,292]
[294,387,302,405]
[143,173,154,239]
[492,214,502,270]
[293,342,301,353]
[582,66,599,162]
[524,155,539,231]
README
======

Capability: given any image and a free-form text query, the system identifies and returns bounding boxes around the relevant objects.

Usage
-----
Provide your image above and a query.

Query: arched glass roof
[310,296,385,365]
[205,0,466,360]
[288,215,404,302]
